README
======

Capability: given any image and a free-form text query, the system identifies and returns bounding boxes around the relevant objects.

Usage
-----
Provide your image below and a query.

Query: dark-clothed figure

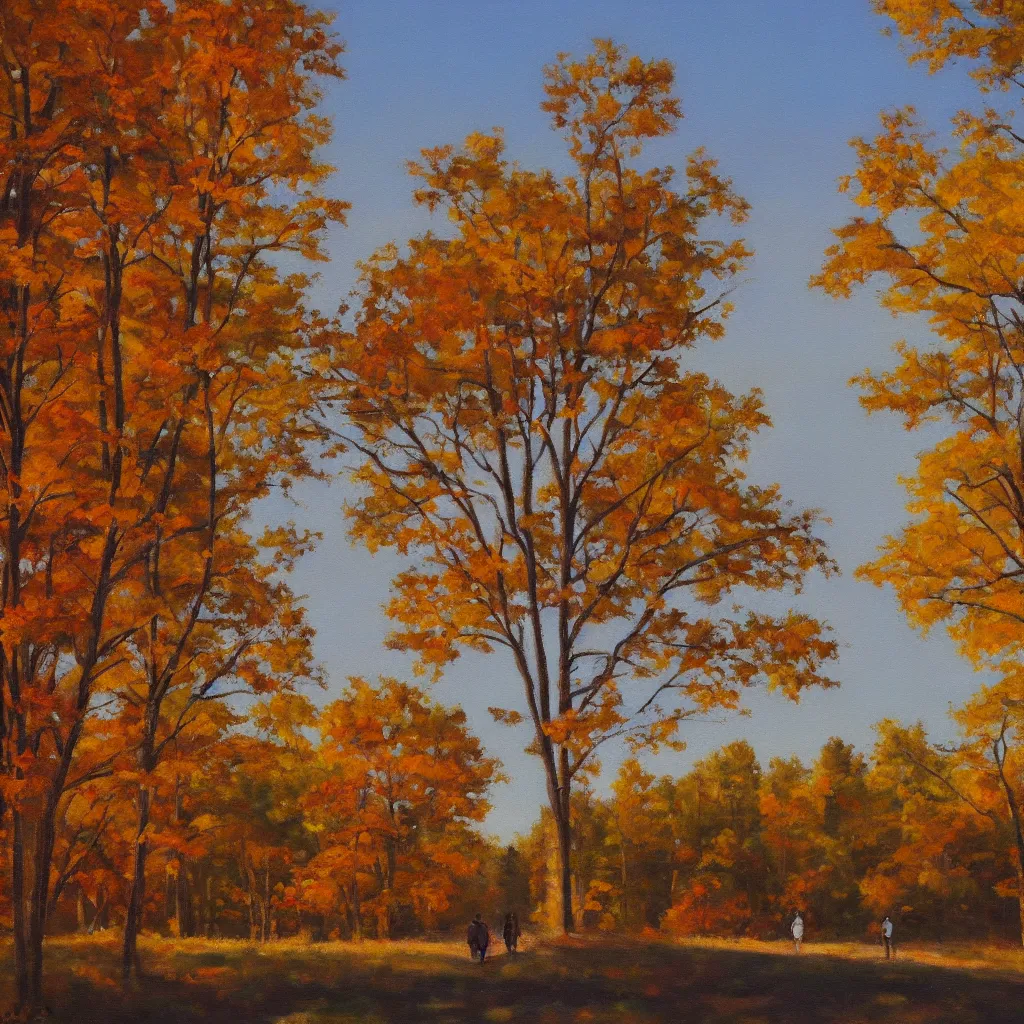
[476,914,490,962]
[502,912,521,954]
[467,913,489,962]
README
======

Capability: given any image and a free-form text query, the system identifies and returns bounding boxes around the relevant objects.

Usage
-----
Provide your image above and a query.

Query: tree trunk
[122,784,151,981]
[77,887,88,933]
[165,869,176,931]
[348,833,363,941]
[384,838,397,939]
[533,721,575,934]
[620,843,629,930]
[992,728,1024,946]
[12,809,29,1011]
[172,777,195,938]
[28,787,64,1009]
[243,845,259,941]
[88,889,108,935]
[554,802,574,934]
[175,863,194,938]
[204,873,214,938]
[351,873,362,940]
[1015,867,1024,948]
[262,857,271,943]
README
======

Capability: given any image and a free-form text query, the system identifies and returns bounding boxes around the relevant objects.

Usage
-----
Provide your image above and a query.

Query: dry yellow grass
[3,932,1024,1022]
[671,934,1024,976]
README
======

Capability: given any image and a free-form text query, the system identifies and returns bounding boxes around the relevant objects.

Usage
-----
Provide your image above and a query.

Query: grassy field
[3,933,1024,1023]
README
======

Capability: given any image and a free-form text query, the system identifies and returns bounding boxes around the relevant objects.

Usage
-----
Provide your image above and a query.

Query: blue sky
[266,1,989,841]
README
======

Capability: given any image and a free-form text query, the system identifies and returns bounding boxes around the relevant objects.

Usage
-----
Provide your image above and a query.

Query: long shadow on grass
[8,938,1024,1023]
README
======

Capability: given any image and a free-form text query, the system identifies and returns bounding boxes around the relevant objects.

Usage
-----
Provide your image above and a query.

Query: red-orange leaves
[0,0,343,1004]
[816,2,1024,682]
[299,678,501,936]
[329,39,837,933]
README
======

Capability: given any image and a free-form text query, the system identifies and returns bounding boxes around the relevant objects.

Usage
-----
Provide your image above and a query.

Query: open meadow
[4,935,1024,1023]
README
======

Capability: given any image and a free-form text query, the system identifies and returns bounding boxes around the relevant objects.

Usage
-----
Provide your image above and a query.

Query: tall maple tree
[815,0,1024,943]
[111,0,344,980]
[816,1,1024,663]
[327,40,838,931]
[0,1,164,1006]
[0,0,344,1008]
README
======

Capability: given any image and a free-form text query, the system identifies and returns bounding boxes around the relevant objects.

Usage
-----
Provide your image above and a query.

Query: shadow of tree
[4,937,1024,1023]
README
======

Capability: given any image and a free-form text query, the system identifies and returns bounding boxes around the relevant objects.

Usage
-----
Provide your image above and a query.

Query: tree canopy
[326,38,838,934]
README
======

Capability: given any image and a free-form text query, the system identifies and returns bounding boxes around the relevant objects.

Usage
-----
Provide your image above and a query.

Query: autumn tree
[181,714,321,943]
[496,844,532,919]
[112,0,343,978]
[0,1,168,1006]
[327,39,837,933]
[803,739,876,935]
[299,678,501,938]
[954,679,1024,941]
[869,683,1024,942]
[814,0,1024,945]
[816,0,1024,668]
[0,0,344,1007]
[815,2,1024,758]
[606,759,674,930]
[662,741,767,936]
[760,756,816,916]
[862,718,1011,940]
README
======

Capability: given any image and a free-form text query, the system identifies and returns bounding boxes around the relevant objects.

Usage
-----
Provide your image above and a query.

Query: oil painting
[3,1,1024,1021]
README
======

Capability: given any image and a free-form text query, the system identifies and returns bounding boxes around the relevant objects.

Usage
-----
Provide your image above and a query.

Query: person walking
[791,911,804,954]
[882,916,894,960]
[467,914,482,962]
[502,912,521,954]
[475,914,490,962]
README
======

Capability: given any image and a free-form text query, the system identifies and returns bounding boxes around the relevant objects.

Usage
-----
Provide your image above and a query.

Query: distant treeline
[0,678,509,946]
[517,726,1024,944]
[6,693,1019,948]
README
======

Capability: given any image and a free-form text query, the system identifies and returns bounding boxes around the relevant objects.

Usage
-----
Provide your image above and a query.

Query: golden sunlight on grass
[4,933,1024,1022]
[672,935,1024,976]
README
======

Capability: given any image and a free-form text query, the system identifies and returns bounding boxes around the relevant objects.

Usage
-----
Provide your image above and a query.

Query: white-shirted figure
[882,916,894,959]
[791,912,804,953]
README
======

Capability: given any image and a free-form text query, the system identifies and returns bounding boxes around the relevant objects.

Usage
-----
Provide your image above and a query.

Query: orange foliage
[328,37,837,933]
[816,0,1024,945]
[663,881,752,938]
[0,0,343,1008]
[297,678,502,938]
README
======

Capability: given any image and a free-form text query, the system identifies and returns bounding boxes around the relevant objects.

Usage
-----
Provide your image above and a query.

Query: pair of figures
[467,912,521,962]
[790,912,894,959]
